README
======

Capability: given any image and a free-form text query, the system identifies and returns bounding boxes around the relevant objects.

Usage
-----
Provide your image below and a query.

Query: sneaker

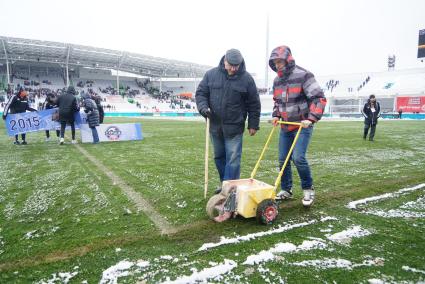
[45,137,51,142]
[214,187,222,195]
[302,188,315,207]
[13,141,20,145]
[59,138,64,145]
[71,140,77,144]
[276,190,293,200]
[21,141,27,145]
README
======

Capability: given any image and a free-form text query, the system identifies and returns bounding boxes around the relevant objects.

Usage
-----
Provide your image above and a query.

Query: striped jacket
[269,45,327,131]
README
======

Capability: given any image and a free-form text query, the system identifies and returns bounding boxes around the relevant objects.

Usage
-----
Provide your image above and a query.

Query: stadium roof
[0,36,211,78]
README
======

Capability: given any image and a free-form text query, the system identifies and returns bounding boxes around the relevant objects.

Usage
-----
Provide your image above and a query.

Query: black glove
[2,115,6,120]
[200,108,211,119]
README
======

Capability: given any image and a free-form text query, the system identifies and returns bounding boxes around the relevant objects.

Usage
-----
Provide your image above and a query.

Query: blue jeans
[279,127,313,191]
[210,132,243,182]
[91,127,99,143]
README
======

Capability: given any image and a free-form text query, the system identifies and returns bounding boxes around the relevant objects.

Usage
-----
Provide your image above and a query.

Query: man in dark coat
[2,88,37,145]
[57,86,79,144]
[196,48,261,189]
[362,94,381,141]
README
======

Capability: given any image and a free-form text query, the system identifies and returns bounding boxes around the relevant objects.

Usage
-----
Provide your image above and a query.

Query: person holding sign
[42,93,60,142]
[2,88,37,145]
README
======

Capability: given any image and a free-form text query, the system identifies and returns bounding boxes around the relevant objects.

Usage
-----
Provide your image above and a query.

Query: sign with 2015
[4,108,84,136]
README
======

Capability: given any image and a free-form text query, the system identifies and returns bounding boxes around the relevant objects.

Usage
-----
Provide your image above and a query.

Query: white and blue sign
[80,123,143,143]
[5,108,83,136]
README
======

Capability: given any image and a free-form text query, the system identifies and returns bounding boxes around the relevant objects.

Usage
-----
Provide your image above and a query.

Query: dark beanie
[225,49,243,65]
[67,86,76,95]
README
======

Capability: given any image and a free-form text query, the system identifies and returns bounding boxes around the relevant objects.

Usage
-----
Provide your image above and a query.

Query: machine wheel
[206,194,227,219]
[256,199,279,225]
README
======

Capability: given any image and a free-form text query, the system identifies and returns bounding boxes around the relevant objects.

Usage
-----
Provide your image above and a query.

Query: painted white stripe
[198,216,337,251]
[347,183,425,209]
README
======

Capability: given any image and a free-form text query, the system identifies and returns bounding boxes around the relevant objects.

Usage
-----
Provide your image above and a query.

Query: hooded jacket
[195,56,261,137]
[269,46,327,131]
[82,94,100,128]
[57,87,79,122]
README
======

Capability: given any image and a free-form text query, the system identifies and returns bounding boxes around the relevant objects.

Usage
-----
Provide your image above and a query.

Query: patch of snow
[347,183,425,209]
[326,226,372,244]
[364,209,425,218]
[37,271,78,284]
[99,260,135,284]
[243,240,326,265]
[291,258,353,269]
[160,259,237,284]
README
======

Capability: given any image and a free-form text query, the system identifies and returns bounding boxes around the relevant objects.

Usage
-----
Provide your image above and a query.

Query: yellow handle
[250,121,302,181]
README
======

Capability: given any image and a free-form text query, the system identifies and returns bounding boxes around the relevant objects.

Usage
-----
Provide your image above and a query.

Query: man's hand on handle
[301,120,312,128]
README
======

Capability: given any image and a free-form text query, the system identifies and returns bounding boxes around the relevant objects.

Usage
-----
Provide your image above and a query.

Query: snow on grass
[291,256,384,270]
[364,209,425,218]
[36,266,79,284]
[347,183,425,209]
[99,260,149,284]
[326,226,372,244]
[198,216,337,251]
[243,239,327,265]
[160,259,237,284]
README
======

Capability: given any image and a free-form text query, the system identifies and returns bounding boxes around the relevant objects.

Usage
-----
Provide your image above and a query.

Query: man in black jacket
[2,88,37,145]
[362,94,381,141]
[196,49,261,188]
[57,86,79,145]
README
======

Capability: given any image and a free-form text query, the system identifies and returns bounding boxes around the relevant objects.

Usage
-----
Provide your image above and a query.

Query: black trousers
[14,134,26,141]
[46,130,60,138]
[60,121,76,140]
[363,123,376,140]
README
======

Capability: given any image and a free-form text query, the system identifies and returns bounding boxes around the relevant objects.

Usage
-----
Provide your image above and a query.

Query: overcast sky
[1,0,424,84]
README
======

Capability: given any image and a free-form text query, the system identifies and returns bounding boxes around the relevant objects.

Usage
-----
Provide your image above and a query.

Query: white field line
[73,144,177,235]
[197,216,337,251]
[402,266,425,275]
[347,183,425,209]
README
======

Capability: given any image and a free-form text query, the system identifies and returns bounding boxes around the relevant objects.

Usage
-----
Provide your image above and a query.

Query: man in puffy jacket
[362,94,381,141]
[57,86,79,145]
[2,88,37,145]
[82,93,100,143]
[269,45,327,207]
[196,49,261,190]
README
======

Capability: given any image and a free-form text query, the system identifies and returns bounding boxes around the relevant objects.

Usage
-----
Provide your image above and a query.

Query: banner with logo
[396,96,425,113]
[4,108,83,136]
[80,123,143,143]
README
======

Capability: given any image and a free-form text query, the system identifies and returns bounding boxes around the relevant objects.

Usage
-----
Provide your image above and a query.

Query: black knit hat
[225,49,243,65]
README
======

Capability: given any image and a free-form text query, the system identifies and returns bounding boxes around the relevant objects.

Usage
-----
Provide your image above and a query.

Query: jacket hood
[269,45,296,77]
[219,55,246,76]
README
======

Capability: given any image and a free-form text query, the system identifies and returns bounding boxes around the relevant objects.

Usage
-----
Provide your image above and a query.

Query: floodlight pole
[65,46,71,87]
[1,39,10,85]
[264,12,270,90]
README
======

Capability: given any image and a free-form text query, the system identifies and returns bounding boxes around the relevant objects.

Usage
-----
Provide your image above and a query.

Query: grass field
[0,118,424,283]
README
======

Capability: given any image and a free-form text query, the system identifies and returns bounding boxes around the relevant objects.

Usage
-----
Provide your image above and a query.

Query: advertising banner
[5,108,84,136]
[80,123,143,143]
[396,96,425,113]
